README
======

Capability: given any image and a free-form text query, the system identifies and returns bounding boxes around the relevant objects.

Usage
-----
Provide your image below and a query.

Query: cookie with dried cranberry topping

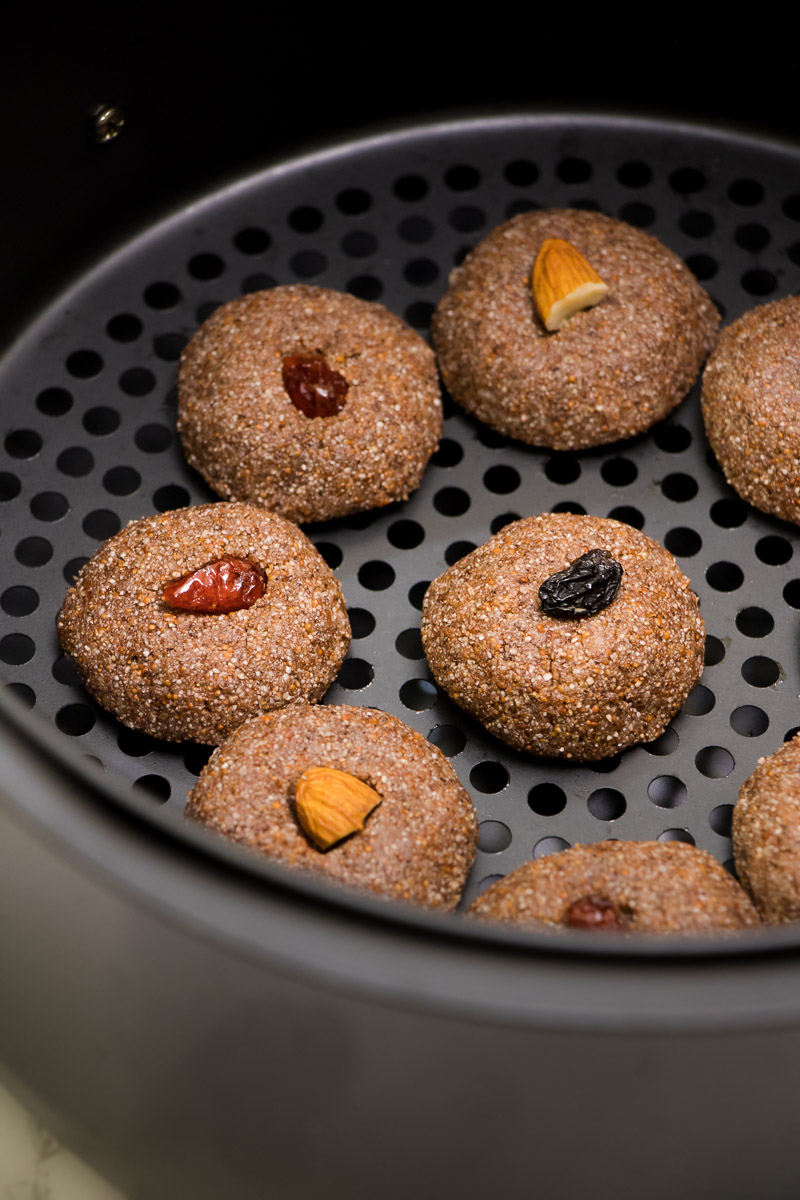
[733,733,800,923]
[177,284,442,523]
[421,513,704,760]
[432,208,718,449]
[702,295,800,525]
[185,704,478,909]
[469,842,759,935]
[57,502,350,744]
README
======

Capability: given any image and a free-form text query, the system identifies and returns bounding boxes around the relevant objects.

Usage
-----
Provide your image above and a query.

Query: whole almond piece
[295,766,382,850]
[532,237,609,331]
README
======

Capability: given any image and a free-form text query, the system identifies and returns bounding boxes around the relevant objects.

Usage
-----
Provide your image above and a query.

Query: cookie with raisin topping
[177,284,442,523]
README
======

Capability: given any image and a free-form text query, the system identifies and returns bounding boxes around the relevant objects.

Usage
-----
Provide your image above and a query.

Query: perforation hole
[679,211,714,238]
[66,350,103,378]
[742,656,780,687]
[399,679,438,710]
[491,512,521,533]
[153,485,190,512]
[103,467,141,496]
[711,498,748,527]
[15,537,52,567]
[736,607,774,638]
[337,658,374,690]
[347,275,383,301]
[704,637,725,666]
[661,473,698,502]
[290,251,326,278]
[706,561,744,591]
[395,628,424,659]
[619,202,654,228]
[57,448,94,477]
[144,282,181,309]
[1,586,39,616]
[4,683,35,709]
[534,835,571,858]
[730,705,769,737]
[408,582,429,611]
[644,726,679,756]
[233,227,271,254]
[444,164,481,191]
[394,174,429,202]
[608,506,644,529]
[427,725,466,757]
[478,821,512,853]
[188,252,224,280]
[648,774,686,808]
[82,510,120,540]
[557,157,591,184]
[6,430,42,459]
[313,542,342,569]
[30,492,68,522]
[505,159,539,186]
[83,406,120,436]
[658,828,695,845]
[742,269,777,296]
[528,784,567,816]
[654,423,692,453]
[669,168,705,194]
[545,454,581,485]
[696,746,735,778]
[36,387,73,416]
[587,788,626,821]
[56,703,95,735]
[444,540,476,565]
[552,501,587,517]
[358,560,395,590]
[756,535,793,565]
[432,439,463,468]
[405,301,434,329]
[484,465,520,494]
[133,775,171,803]
[729,179,764,205]
[470,762,509,793]
[683,684,715,715]
[664,527,701,557]
[685,254,718,280]
[617,161,652,188]
[434,487,470,516]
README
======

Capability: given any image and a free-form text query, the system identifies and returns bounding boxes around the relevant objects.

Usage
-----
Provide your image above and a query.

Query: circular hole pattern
[347,608,375,639]
[132,775,171,803]
[3,683,35,709]
[394,174,429,202]
[408,581,430,611]
[478,821,512,854]
[135,424,173,453]
[545,454,581,485]
[313,541,342,569]
[710,498,747,528]
[505,159,539,186]
[144,282,181,309]
[619,202,654,228]
[347,275,383,301]
[395,628,424,660]
[233,227,271,254]
[601,457,637,487]
[709,804,734,838]
[289,250,326,278]
[534,835,571,859]
[730,705,769,738]
[427,725,466,757]
[0,634,34,665]
[587,788,626,821]
[153,485,190,512]
[337,658,373,690]
[57,447,94,477]
[56,703,95,736]
[66,350,103,378]
[484,465,520,494]
[742,656,780,687]
[30,492,68,522]
[36,387,72,416]
[358,560,395,590]
[607,506,644,529]
[1,586,39,616]
[664,527,702,557]
[742,269,777,296]
[83,406,120,436]
[0,472,21,501]
[289,205,323,233]
[444,540,476,566]
[188,252,224,280]
[654,424,692,453]
[706,561,744,591]
[470,762,509,793]
[736,607,774,638]
[729,178,764,206]
[784,580,800,609]
[669,167,705,194]
[119,367,155,397]
[5,430,42,459]
[704,637,726,666]
[103,467,141,497]
[756,535,793,566]
[695,746,735,779]
[15,537,52,567]
[683,684,715,716]
[644,726,679,756]
[658,828,696,845]
[662,473,698,502]
[444,164,481,191]
[679,211,714,238]
[648,775,687,808]
[432,439,463,468]
[183,745,214,776]
[434,487,470,517]
[528,783,567,816]
[106,314,142,342]
[82,510,120,540]
[399,678,438,711]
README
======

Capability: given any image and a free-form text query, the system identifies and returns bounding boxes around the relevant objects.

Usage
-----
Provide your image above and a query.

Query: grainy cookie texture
[177,284,442,523]
[186,704,478,909]
[57,502,350,744]
[733,733,800,923]
[702,294,800,525]
[421,513,704,760]
[469,842,760,935]
[432,208,718,449]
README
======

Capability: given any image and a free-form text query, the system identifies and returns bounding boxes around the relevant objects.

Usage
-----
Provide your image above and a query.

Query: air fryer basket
[6,113,800,1200]
[2,114,799,913]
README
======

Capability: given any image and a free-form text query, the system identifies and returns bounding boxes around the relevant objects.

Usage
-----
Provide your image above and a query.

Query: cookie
[432,208,718,449]
[702,294,800,525]
[185,704,478,909]
[177,284,442,523]
[57,502,350,744]
[469,841,759,935]
[421,513,704,760]
[733,733,800,923]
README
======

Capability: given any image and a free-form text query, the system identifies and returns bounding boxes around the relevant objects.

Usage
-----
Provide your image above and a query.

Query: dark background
[3,15,799,348]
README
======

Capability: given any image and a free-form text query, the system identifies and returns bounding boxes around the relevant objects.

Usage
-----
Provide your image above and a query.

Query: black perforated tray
[1,114,799,911]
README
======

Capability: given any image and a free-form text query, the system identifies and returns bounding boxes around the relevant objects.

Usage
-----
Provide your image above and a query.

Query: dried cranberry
[282,353,348,418]
[162,557,266,613]
[564,894,626,931]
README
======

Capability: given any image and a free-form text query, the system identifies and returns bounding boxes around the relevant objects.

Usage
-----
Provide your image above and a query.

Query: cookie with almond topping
[432,208,718,449]
[186,704,478,909]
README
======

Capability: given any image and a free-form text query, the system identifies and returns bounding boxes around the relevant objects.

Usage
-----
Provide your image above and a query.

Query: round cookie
[185,704,478,909]
[57,502,350,744]
[177,284,442,523]
[469,842,760,935]
[702,294,800,525]
[421,513,704,760]
[733,733,800,923]
[432,208,718,449]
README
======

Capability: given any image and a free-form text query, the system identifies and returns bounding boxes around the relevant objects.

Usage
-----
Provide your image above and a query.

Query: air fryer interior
[2,114,799,933]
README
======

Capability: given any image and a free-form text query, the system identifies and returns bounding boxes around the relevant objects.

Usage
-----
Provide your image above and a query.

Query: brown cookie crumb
[733,733,800,923]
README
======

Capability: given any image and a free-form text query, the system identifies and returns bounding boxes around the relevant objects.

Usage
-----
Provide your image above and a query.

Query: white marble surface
[0,1081,124,1199]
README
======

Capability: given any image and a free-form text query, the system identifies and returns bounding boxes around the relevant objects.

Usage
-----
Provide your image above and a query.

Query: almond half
[532,238,609,331]
[295,766,382,850]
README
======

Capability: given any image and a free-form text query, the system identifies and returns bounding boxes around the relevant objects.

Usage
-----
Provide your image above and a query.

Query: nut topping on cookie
[532,237,609,331]
[295,766,382,850]
[162,556,266,613]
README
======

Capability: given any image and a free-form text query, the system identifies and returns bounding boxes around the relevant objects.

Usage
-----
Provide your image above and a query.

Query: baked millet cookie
[186,704,478,909]
[733,733,800,923]
[177,284,442,523]
[432,208,718,449]
[469,841,759,935]
[57,502,350,744]
[702,294,800,526]
[421,513,705,760]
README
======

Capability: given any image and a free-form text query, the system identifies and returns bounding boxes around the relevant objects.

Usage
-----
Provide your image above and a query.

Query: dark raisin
[539,548,622,618]
[564,894,626,931]
[282,353,348,418]
[162,557,266,613]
